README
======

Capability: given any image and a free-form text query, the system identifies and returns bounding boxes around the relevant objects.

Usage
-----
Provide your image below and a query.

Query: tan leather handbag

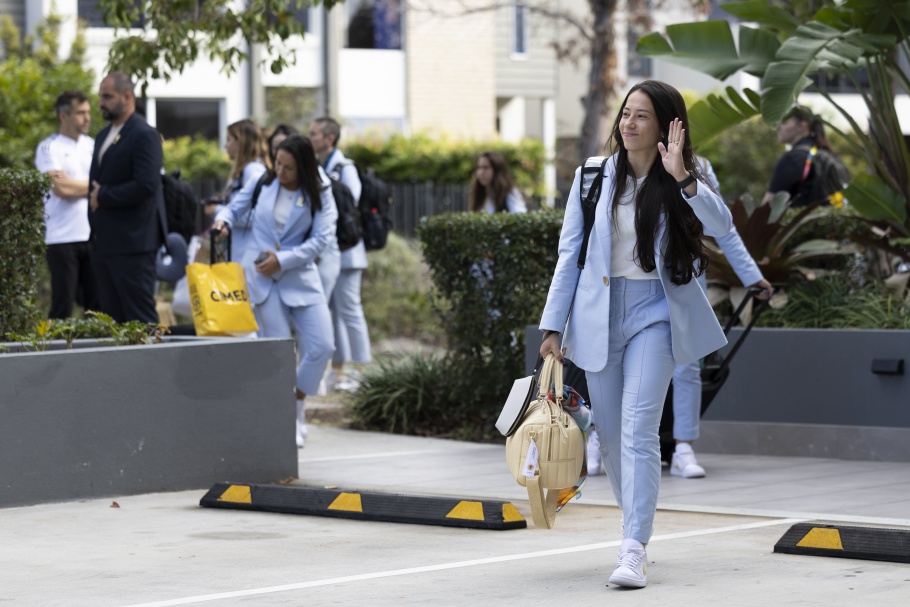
[506,354,585,529]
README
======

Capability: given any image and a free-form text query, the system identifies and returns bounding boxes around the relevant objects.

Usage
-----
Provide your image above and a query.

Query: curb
[774,522,910,563]
[200,482,527,530]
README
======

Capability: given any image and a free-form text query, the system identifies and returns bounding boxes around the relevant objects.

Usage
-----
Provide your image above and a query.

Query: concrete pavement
[2,424,909,606]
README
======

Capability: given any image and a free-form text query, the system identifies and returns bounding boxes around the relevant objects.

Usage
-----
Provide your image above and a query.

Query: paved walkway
[2,425,909,606]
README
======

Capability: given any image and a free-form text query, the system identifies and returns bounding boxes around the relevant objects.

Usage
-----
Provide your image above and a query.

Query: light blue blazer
[539,155,734,369]
[217,175,338,307]
[325,149,367,270]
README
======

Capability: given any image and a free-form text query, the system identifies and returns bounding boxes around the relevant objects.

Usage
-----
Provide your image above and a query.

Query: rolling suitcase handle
[715,288,770,378]
[209,228,232,264]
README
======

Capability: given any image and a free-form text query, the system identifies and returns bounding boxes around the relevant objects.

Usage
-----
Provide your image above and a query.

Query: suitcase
[659,290,770,463]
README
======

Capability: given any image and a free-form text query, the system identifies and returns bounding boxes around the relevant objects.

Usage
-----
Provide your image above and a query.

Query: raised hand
[657,118,688,182]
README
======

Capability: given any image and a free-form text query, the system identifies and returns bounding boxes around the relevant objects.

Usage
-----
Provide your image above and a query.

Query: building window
[627,30,651,78]
[155,100,220,141]
[811,69,872,95]
[78,0,145,28]
[265,87,319,131]
[513,1,528,57]
[346,0,402,50]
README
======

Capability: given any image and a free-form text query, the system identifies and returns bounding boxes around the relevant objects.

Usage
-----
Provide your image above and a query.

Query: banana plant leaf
[844,173,908,224]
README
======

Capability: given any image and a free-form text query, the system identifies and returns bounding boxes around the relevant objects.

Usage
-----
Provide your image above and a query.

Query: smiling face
[618,90,662,153]
[274,149,299,190]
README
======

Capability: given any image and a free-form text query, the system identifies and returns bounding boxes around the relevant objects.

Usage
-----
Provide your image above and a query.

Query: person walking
[539,80,733,589]
[762,105,832,206]
[309,116,372,392]
[35,90,100,319]
[213,135,337,449]
[218,119,271,263]
[668,157,772,478]
[88,72,165,324]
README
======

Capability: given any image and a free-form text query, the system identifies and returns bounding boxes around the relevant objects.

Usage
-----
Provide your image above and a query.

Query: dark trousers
[46,241,100,319]
[91,251,158,324]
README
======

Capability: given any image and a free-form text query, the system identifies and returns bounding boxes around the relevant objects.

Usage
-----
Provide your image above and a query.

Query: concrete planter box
[525,326,910,462]
[1,337,299,508]
[700,328,910,462]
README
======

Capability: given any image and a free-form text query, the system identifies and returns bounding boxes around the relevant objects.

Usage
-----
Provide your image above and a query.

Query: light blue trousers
[672,272,708,441]
[317,246,342,303]
[331,269,372,365]
[254,286,335,396]
[587,277,675,544]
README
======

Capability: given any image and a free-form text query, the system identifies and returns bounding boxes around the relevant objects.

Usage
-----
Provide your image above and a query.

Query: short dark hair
[105,71,135,95]
[312,116,342,146]
[55,90,89,116]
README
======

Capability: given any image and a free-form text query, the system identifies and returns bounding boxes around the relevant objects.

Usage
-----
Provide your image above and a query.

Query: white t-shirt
[273,186,298,232]
[610,175,658,280]
[34,133,95,245]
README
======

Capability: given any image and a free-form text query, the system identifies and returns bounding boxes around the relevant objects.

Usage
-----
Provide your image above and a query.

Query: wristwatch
[677,172,696,189]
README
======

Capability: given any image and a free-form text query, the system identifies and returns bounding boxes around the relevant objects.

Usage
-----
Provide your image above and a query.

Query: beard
[101,101,125,122]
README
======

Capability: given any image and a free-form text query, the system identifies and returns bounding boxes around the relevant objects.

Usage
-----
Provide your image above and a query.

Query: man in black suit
[89,72,164,324]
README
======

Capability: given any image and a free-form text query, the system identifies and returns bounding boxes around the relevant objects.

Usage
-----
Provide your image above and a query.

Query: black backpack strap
[577,156,609,269]
[250,173,270,210]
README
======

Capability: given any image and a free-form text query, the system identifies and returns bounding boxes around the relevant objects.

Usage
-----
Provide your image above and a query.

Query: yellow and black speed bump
[200,483,526,530]
[774,522,910,563]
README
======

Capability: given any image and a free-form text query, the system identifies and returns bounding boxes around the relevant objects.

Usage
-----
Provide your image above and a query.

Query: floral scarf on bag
[546,384,593,510]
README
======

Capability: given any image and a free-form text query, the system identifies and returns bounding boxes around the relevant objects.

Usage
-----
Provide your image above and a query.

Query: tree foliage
[638,0,910,262]
[0,14,98,169]
[97,0,341,92]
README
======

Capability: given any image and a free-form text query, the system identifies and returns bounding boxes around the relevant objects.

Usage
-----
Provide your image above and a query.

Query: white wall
[338,49,406,120]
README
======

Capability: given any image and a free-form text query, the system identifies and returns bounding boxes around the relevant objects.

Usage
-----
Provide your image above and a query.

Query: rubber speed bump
[774,522,910,563]
[200,483,526,530]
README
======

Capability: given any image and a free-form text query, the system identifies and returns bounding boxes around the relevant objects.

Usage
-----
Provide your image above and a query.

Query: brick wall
[406,2,496,138]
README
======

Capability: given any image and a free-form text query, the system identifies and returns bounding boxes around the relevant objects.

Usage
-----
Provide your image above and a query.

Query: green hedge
[0,169,48,336]
[162,136,231,181]
[415,210,563,436]
[345,133,546,196]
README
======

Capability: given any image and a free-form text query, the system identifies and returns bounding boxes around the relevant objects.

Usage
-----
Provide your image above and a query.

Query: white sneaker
[670,443,706,478]
[296,400,307,449]
[608,538,648,588]
[333,377,360,393]
[586,430,604,476]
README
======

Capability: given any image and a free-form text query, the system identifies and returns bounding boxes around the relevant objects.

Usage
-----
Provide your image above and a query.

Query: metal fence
[184,178,475,239]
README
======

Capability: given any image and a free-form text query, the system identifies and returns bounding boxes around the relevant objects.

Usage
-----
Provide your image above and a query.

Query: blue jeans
[587,277,675,544]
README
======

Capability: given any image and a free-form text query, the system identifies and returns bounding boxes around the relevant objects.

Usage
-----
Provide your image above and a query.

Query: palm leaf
[637,21,779,80]
[844,173,908,224]
[720,0,801,34]
[688,87,761,146]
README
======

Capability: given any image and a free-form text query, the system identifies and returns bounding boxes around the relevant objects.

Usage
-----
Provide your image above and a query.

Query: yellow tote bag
[186,260,258,336]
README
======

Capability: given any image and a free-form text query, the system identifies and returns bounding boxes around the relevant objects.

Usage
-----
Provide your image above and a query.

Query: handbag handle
[209,229,232,264]
[536,353,565,403]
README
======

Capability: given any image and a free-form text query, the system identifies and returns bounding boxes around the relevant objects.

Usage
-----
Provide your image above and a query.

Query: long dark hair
[271,135,326,212]
[788,106,831,152]
[608,80,708,286]
[469,151,522,212]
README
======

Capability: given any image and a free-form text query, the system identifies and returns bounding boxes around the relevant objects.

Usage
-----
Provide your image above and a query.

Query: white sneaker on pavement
[670,443,705,478]
[608,538,648,588]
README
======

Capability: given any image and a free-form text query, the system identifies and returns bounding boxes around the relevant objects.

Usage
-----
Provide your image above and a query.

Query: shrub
[349,352,456,436]
[161,136,230,181]
[345,133,546,197]
[0,14,98,169]
[756,274,910,330]
[0,169,49,336]
[361,232,444,344]
[417,210,563,434]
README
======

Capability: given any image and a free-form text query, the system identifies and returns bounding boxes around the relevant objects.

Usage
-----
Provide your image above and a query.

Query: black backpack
[161,170,198,244]
[796,145,851,206]
[251,172,362,251]
[329,163,365,251]
[354,166,393,250]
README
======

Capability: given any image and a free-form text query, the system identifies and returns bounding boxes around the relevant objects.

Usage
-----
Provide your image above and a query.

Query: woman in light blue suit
[213,135,337,449]
[539,81,733,589]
